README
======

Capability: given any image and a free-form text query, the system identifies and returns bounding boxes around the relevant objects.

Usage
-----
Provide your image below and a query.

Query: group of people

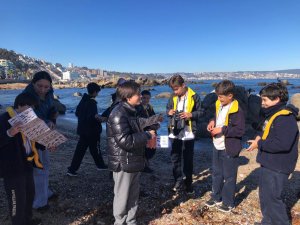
[0,72,298,225]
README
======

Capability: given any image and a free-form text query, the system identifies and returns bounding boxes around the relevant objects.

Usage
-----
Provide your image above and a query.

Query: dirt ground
[0,118,300,225]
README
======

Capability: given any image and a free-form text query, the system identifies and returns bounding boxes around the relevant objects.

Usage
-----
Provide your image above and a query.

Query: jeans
[211,147,238,207]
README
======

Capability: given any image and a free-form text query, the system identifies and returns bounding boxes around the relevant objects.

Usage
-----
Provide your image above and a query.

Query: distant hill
[273,69,300,74]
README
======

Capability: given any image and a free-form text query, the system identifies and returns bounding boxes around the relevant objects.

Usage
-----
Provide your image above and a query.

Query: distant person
[205,80,245,212]
[166,74,202,194]
[23,71,58,211]
[136,90,159,173]
[0,93,42,225]
[67,82,107,176]
[107,81,162,225]
[247,83,299,225]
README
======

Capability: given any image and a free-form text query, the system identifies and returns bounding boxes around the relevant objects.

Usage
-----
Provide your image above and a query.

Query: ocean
[1,78,300,135]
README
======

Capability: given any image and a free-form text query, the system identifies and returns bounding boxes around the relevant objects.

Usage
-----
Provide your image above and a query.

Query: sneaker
[48,193,59,201]
[35,204,50,213]
[217,203,233,213]
[186,185,195,195]
[172,181,182,192]
[66,170,78,177]
[97,164,108,170]
[205,198,222,207]
[143,166,154,173]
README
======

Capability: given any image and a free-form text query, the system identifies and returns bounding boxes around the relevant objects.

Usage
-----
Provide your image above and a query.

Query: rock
[54,94,60,100]
[155,92,171,99]
[258,82,268,86]
[280,79,291,85]
[73,92,82,97]
[290,93,300,120]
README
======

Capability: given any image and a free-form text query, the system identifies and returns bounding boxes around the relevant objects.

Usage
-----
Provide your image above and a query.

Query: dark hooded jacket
[107,102,161,173]
[257,103,299,174]
[76,93,102,139]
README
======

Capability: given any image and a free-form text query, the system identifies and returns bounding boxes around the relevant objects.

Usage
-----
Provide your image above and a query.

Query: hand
[168,109,175,116]
[47,121,55,129]
[210,127,222,136]
[95,115,107,122]
[8,123,22,136]
[148,130,156,139]
[179,112,192,119]
[207,120,215,131]
[247,136,261,151]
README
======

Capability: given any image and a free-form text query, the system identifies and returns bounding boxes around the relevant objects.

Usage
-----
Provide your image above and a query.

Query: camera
[170,110,186,135]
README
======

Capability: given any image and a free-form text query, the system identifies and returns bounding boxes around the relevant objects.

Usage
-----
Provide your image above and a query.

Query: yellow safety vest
[6,107,43,169]
[262,109,292,140]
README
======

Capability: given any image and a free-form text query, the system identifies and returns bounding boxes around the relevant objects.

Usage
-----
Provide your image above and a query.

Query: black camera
[171,110,186,135]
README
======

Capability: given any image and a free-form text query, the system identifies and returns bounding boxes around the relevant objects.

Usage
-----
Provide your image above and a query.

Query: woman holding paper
[23,71,58,211]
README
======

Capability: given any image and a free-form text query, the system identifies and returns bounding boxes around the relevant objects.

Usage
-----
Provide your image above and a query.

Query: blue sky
[1,0,300,73]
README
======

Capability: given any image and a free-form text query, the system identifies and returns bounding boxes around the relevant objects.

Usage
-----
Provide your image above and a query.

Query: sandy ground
[0,117,300,225]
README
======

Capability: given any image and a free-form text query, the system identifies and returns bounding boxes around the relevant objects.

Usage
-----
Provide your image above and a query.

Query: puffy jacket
[76,93,102,139]
[107,102,160,173]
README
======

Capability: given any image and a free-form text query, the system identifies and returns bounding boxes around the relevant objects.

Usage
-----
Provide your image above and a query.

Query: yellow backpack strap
[6,107,43,169]
[262,109,292,140]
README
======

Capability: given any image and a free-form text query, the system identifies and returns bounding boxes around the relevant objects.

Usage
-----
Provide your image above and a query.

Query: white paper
[156,135,169,148]
[8,108,67,148]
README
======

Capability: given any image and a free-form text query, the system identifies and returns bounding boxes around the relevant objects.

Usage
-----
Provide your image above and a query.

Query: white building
[62,71,80,81]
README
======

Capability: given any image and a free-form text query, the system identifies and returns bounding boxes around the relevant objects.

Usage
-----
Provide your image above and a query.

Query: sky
[1,0,300,73]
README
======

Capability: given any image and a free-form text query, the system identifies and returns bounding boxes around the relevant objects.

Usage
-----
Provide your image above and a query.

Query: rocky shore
[0,117,299,225]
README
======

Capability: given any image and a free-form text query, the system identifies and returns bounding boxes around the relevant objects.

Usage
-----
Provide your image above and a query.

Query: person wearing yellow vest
[247,83,298,225]
[205,80,245,213]
[0,93,42,225]
[166,74,202,195]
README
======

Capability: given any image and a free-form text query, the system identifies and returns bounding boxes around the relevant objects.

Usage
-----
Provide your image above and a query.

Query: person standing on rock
[107,81,162,225]
[23,71,58,211]
[205,80,245,212]
[166,74,202,195]
[247,83,299,225]
[67,82,107,177]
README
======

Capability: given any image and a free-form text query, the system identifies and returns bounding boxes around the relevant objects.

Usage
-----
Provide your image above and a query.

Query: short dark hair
[259,82,288,102]
[32,71,52,84]
[141,90,151,96]
[87,82,101,94]
[215,80,235,96]
[169,74,185,87]
[14,93,38,109]
[117,80,141,101]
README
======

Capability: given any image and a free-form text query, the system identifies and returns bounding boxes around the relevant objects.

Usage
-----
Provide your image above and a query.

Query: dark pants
[259,167,290,225]
[4,172,35,225]
[170,139,194,187]
[69,134,105,172]
[211,148,238,207]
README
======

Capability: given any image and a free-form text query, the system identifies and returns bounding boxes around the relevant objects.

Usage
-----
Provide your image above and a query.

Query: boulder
[73,92,82,97]
[290,93,300,120]
[155,92,172,99]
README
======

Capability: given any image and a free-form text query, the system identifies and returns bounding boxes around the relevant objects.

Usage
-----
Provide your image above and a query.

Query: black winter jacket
[107,102,161,173]
[76,93,102,139]
[257,103,299,174]
[0,112,33,178]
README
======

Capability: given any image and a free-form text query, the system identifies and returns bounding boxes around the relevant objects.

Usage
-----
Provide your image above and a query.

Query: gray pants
[113,171,140,225]
[33,149,53,208]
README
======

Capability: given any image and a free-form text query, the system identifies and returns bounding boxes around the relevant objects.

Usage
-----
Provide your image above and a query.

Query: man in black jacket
[67,83,107,176]
[0,93,41,225]
[248,83,299,225]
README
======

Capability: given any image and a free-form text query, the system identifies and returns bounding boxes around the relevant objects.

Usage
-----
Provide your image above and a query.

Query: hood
[286,104,299,117]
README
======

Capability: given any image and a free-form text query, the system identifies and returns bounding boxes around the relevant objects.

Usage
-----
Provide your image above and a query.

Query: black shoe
[35,205,50,213]
[97,164,108,170]
[27,218,42,225]
[48,193,59,201]
[143,166,153,173]
[217,203,233,213]
[186,185,195,195]
[66,170,78,177]
[205,198,222,207]
[172,181,182,192]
